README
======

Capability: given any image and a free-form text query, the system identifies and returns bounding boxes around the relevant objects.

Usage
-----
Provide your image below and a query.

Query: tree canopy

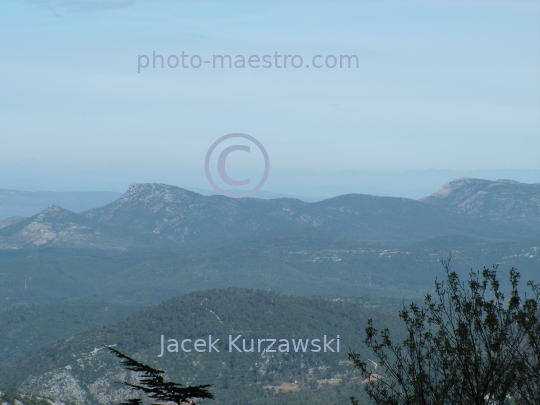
[349,259,540,405]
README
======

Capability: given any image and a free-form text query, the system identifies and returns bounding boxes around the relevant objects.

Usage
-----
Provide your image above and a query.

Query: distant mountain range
[0,179,537,405]
[0,178,537,249]
[264,168,540,200]
[5,168,538,201]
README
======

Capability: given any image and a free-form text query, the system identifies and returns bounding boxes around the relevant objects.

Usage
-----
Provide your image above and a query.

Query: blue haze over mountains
[0,177,539,250]
[1,168,539,219]
[0,175,538,309]
[0,176,538,403]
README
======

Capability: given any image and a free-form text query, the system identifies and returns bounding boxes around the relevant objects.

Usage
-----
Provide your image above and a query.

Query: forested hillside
[2,289,403,405]
[0,302,141,374]
[0,229,537,309]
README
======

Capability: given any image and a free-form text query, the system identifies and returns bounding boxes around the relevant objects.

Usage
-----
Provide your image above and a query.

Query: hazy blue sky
[1,0,539,193]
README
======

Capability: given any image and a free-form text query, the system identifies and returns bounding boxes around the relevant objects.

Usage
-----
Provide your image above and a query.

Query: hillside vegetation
[2,288,404,405]
[0,229,537,309]
[0,302,141,373]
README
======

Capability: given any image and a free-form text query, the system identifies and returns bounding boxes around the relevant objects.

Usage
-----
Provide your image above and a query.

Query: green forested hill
[2,289,404,405]
[0,302,141,373]
[0,229,537,309]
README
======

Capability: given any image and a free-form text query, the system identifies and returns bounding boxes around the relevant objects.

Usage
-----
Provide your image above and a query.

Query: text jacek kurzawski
[158,335,340,357]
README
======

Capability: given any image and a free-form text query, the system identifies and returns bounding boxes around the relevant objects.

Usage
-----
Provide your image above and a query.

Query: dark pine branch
[106,346,214,405]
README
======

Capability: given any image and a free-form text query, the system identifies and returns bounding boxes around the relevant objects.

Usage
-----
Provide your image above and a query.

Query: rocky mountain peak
[421,178,540,225]
[35,205,77,221]
[1,179,537,250]
[119,183,200,205]
[80,183,208,234]
[424,178,492,200]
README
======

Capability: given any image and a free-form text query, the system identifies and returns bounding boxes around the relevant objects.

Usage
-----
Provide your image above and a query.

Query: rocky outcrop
[0,206,133,249]
[421,178,540,227]
[0,388,70,405]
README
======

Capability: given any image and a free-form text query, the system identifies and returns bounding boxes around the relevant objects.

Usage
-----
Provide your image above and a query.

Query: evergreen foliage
[3,289,392,404]
[513,278,540,404]
[119,400,143,405]
[108,346,214,405]
[1,234,538,310]
[0,302,140,373]
[349,259,540,404]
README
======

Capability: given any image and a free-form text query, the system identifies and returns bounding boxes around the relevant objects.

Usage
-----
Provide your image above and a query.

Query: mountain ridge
[0,205,136,249]
[420,178,540,225]
[0,179,537,249]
